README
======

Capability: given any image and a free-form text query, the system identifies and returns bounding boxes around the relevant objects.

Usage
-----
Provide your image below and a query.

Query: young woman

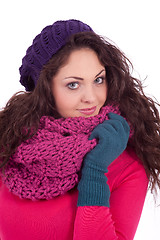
[0,19,160,240]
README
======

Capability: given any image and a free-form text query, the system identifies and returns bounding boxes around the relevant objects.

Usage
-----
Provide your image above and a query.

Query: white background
[0,0,160,239]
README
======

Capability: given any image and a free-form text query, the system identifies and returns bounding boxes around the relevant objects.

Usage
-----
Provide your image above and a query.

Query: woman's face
[52,48,107,118]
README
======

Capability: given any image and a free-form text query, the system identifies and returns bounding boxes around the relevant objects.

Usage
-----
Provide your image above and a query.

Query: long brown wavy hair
[0,32,160,192]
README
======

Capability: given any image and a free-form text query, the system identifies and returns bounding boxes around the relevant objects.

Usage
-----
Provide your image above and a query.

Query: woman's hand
[77,113,130,207]
[87,112,130,170]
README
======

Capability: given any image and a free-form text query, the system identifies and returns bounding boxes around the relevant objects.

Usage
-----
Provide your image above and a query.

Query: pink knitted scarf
[2,105,129,201]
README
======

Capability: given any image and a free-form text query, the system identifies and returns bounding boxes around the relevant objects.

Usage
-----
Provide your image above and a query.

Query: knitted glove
[77,113,130,207]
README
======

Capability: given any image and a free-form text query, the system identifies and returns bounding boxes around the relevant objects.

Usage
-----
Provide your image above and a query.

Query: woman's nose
[81,86,96,103]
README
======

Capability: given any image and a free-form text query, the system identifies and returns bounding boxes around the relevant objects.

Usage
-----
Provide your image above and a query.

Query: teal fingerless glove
[77,113,130,207]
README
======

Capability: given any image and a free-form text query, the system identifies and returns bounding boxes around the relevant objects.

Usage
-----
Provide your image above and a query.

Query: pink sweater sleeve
[73,148,149,240]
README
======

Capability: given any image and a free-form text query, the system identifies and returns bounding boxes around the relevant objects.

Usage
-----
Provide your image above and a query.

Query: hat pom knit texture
[1,105,132,201]
[19,20,93,91]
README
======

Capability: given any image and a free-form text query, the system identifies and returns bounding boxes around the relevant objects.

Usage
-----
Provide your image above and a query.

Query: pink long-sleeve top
[0,147,148,240]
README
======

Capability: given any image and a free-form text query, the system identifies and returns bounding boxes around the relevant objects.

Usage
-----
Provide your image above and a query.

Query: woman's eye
[95,77,104,84]
[67,82,79,90]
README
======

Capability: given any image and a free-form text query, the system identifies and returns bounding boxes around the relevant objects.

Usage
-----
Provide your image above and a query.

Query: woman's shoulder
[106,146,149,191]
[108,146,146,172]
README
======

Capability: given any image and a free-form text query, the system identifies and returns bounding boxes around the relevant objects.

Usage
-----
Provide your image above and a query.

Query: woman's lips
[78,106,97,115]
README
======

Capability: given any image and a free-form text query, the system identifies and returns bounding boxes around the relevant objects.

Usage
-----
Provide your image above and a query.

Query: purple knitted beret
[19,19,93,91]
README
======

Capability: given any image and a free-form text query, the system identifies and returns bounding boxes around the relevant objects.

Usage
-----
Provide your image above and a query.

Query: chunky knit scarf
[2,105,130,201]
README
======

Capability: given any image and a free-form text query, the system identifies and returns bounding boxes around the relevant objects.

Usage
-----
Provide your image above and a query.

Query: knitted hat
[19,19,93,91]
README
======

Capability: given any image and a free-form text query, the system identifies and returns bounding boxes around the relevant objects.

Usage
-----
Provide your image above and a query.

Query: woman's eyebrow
[64,69,105,81]
[64,76,84,80]
[95,69,105,78]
